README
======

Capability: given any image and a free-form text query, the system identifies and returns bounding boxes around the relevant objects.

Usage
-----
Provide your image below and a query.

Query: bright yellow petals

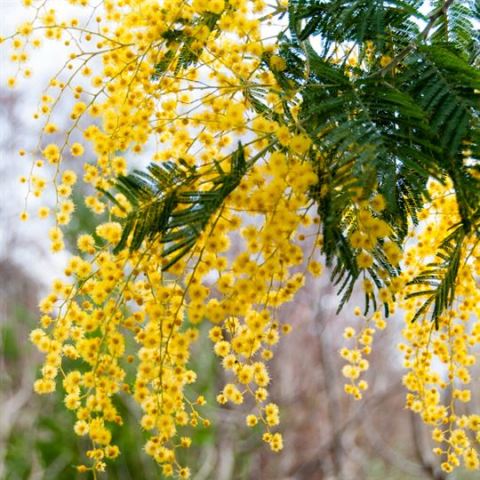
[384,241,402,266]
[43,143,60,164]
[356,250,373,269]
[192,0,225,14]
[269,55,286,72]
[70,143,84,157]
[307,260,323,277]
[370,193,386,212]
[44,123,58,134]
[37,206,50,219]
[289,134,312,155]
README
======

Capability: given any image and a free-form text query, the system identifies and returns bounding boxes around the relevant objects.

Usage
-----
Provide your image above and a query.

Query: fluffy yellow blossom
[289,134,312,155]
[356,250,373,269]
[11,0,480,475]
[270,55,286,71]
[70,143,84,157]
[43,144,60,164]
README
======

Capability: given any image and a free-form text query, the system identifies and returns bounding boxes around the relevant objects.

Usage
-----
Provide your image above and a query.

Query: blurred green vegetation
[2,312,223,479]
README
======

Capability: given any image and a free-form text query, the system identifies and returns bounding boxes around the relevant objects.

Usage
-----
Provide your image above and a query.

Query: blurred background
[1,2,479,480]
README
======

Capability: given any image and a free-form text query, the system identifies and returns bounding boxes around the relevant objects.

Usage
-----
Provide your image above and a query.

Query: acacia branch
[375,0,456,77]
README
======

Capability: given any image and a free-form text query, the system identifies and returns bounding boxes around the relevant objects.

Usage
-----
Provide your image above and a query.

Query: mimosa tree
[3,0,480,476]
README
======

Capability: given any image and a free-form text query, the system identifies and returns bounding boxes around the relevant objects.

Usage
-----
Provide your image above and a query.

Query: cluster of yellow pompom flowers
[5,0,320,475]
[3,0,480,477]
[397,179,480,473]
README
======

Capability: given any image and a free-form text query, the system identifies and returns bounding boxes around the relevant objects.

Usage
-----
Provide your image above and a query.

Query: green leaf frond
[282,0,480,320]
[404,44,480,157]
[109,142,248,270]
[430,0,480,58]
[406,224,466,328]
[289,0,423,52]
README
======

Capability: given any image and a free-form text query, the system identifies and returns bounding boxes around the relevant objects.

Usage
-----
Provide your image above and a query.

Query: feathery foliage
[109,143,247,270]
[283,0,480,324]
[108,0,479,326]
[406,223,465,328]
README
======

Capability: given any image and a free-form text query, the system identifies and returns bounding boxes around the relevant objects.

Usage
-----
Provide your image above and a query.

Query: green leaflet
[285,0,480,324]
[107,143,248,270]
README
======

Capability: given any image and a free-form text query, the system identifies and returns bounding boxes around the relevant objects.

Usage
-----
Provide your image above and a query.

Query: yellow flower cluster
[349,194,394,265]
[340,309,386,399]
[343,192,403,303]
[397,180,480,473]
[6,0,480,475]
[338,178,480,473]
[5,0,325,474]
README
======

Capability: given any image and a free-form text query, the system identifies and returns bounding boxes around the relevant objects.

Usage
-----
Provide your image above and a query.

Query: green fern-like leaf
[289,0,423,49]
[406,224,465,328]
[109,143,248,270]
[430,1,479,57]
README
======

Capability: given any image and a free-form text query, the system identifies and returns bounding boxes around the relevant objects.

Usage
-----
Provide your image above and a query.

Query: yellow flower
[343,327,355,339]
[289,134,311,155]
[370,194,386,212]
[44,123,58,134]
[356,251,373,269]
[246,415,258,427]
[70,143,84,157]
[43,144,60,163]
[270,55,286,72]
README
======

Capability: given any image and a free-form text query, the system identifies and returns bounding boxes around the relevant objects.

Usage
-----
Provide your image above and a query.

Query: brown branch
[289,381,405,478]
